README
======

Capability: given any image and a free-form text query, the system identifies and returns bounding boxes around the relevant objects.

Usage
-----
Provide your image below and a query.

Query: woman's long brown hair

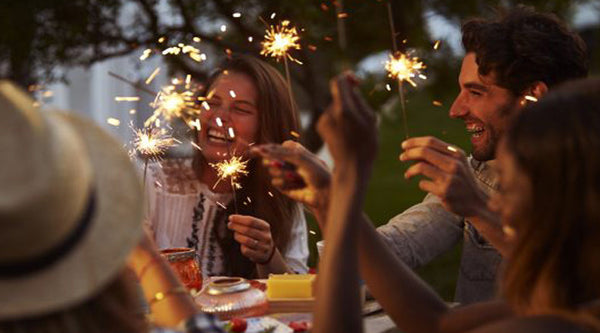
[502,78,600,328]
[0,271,147,333]
[194,55,300,278]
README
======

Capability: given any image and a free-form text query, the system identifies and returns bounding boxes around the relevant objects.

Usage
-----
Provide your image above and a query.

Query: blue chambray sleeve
[376,193,464,269]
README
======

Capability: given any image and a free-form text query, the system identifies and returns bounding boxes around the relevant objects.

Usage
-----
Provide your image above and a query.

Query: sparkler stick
[384,52,425,139]
[334,0,347,52]
[131,125,179,186]
[108,71,157,97]
[210,155,249,213]
[261,20,302,125]
[384,1,426,139]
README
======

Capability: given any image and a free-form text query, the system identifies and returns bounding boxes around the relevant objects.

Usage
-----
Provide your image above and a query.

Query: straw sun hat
[0,81,143,319]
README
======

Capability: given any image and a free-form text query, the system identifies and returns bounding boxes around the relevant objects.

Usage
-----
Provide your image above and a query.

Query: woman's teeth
[207,129,232,143]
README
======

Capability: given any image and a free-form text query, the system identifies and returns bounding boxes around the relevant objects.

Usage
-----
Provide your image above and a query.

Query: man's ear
[530,81,548,99]
[520,81,548,105]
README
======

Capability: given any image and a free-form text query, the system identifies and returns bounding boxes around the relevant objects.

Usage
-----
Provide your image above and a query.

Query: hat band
[0,190,96,278]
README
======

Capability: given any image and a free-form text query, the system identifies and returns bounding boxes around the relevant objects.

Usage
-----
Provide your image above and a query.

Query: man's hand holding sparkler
[400,136,507,253]
[400,136,486,217]
[252,141,332,229]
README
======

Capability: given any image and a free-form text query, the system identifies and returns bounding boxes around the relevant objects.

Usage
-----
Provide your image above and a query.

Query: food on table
[225,317,248,332]
[288,321,310,332]
[266,274,315,299]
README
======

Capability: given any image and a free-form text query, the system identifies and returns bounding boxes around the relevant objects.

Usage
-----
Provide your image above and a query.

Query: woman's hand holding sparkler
[227,214,276,264]
[252,141,332,229]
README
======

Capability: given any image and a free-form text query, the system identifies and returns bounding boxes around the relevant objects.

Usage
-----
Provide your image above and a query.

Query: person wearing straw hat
[0,81,223,332]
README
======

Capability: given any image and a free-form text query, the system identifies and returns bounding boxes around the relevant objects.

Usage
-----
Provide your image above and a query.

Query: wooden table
[267,300,400,333]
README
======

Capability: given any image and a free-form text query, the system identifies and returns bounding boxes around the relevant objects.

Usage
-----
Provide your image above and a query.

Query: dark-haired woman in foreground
[258,76,600,332]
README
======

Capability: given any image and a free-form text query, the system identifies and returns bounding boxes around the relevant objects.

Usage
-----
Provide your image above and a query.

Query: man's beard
[472,125,500,161]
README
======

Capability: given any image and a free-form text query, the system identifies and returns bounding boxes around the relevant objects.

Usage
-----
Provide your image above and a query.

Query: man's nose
[449,94,468,119]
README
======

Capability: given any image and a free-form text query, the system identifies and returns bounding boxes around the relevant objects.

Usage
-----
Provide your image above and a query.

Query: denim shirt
[377,157,503,304]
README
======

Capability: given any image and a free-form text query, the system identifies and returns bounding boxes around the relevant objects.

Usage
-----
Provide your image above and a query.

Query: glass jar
[160,247,203,291]
[194,277,268,320]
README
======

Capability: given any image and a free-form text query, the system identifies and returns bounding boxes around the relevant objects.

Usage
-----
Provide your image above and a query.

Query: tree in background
[0,0,597,150]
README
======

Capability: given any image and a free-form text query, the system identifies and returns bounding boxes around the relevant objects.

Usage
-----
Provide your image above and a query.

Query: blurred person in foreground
[0,82,222,333]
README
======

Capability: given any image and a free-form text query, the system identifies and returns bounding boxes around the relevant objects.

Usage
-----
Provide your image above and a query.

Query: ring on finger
[253,239,259,247]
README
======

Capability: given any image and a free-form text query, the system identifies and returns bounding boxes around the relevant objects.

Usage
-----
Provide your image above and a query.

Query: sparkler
[384,1,426,139]
[145,81,202,128]
[384,51,426,139]
[261,20,302,125]
[210,154,250,212]
[131,125,179,185]
[385,52,425,88]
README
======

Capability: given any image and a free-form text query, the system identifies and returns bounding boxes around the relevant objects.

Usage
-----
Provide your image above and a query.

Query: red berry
[229,317,247,332]
[288,321,309,332]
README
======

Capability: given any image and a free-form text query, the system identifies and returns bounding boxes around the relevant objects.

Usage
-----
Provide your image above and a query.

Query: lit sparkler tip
[131,126,177,161]
[210,155,250,190]
[145,81,201,127]
[260,20,302,62]
[384,51,426,87]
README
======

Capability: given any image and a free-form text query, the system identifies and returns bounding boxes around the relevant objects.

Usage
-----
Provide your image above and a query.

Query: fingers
[402,136,466,159]
[234,233,271,253]
[400,145,460,173]
[240,245,271,262]
[404,162,445,180]
[418,179,440,197]
[228,214,271,231]
[228,215,274,257]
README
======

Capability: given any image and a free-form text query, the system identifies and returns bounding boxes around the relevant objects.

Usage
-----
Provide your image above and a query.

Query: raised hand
[400,136,487,218]
[317,73,378,174]
[252,140,331,226]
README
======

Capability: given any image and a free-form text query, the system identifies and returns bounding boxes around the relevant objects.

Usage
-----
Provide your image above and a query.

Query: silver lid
[207,277,251,295]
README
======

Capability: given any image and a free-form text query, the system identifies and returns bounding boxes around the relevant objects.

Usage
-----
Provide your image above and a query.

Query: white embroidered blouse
[145,159,309,278]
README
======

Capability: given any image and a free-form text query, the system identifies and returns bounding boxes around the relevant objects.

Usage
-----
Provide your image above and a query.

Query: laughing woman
[145,55,308,279]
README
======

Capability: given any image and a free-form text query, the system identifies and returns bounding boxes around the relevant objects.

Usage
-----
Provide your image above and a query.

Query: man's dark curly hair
[462,5,588,95]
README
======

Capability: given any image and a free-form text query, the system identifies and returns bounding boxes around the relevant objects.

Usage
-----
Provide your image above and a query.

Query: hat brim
[0,112,143,319]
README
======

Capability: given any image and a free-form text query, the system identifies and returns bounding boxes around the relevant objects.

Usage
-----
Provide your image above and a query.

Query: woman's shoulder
[148,158,200,195]
[468,315,593,333]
